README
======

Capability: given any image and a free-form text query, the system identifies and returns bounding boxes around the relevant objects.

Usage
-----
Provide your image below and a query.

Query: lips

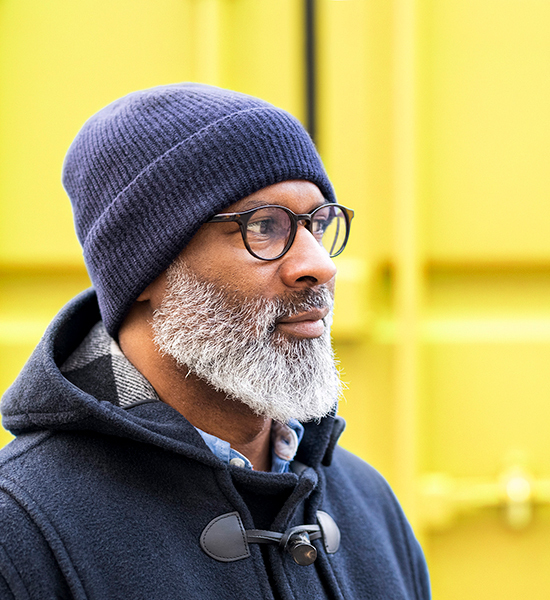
[275,307,330,339]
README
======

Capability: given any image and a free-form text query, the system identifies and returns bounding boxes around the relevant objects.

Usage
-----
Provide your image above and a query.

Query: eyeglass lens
[244,205,348,260]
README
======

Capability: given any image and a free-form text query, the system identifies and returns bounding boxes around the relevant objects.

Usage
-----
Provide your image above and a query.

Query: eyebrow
[233,199,272,212]
[231,199,330,214]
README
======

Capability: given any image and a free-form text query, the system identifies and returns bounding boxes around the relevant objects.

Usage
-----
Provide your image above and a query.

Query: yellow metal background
[2,1,550,598]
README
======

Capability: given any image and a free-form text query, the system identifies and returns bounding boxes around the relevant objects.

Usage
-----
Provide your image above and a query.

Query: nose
[278,224,337,289]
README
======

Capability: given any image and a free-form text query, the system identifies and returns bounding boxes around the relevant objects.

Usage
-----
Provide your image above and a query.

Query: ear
[137,284,154,302]
[136,272,167,303]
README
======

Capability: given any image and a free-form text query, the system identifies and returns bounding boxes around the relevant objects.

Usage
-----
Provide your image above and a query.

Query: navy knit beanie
[62,83,336,337]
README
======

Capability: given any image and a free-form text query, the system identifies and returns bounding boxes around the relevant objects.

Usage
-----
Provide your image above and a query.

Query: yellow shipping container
[2,1,550,597]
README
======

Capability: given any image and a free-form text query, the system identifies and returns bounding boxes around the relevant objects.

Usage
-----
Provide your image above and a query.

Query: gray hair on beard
[151,261,342,424]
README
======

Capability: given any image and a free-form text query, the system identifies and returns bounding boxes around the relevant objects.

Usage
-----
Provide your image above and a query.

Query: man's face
[148,180,342,423]
[169,180,337,316]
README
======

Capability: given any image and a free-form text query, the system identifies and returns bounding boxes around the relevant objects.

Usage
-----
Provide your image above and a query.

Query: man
[0,84,430,599]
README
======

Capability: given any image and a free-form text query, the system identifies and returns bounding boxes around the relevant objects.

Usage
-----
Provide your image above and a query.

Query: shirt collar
[196,420,304,474]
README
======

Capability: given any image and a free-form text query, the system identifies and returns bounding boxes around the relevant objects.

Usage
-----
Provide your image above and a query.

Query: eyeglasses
[206,203,354,261]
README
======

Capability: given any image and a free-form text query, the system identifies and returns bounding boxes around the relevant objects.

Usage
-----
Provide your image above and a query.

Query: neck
[118,303,272,472]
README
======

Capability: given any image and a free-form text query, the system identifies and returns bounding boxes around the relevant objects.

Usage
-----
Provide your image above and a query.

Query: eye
[312,217,330,233]
[246,217,276,236]
[245,208,290,240]
[312,209,334,235]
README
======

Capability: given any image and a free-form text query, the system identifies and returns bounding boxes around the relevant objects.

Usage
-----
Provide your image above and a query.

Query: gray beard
[151,261,342,424]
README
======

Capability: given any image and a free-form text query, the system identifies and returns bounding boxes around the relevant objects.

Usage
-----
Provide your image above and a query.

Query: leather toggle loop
[200,510,340,565]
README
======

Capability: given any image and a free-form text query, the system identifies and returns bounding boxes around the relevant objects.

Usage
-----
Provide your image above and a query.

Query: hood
[1,289,342,469]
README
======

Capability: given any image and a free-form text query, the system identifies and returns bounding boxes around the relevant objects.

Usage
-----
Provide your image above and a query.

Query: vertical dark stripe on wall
[304,0,317,144]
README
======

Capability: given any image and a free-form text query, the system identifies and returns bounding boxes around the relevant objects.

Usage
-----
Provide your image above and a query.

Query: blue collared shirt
[196,419,304,473]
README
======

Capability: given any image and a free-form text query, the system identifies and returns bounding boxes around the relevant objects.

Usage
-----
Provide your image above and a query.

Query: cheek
[193,256,281,298]
[177,230,284,297]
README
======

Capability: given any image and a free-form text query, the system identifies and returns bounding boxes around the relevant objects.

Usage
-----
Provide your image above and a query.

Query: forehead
[225,180,326,214]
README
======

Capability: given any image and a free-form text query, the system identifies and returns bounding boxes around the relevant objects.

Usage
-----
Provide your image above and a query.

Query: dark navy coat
[0,290,430,599]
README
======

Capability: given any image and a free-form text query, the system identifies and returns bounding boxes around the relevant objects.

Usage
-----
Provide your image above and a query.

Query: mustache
[271,286,333,324]
[163,260,333,338]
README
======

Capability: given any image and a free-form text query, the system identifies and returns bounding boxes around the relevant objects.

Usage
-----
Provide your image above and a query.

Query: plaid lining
[61,321,159,408]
